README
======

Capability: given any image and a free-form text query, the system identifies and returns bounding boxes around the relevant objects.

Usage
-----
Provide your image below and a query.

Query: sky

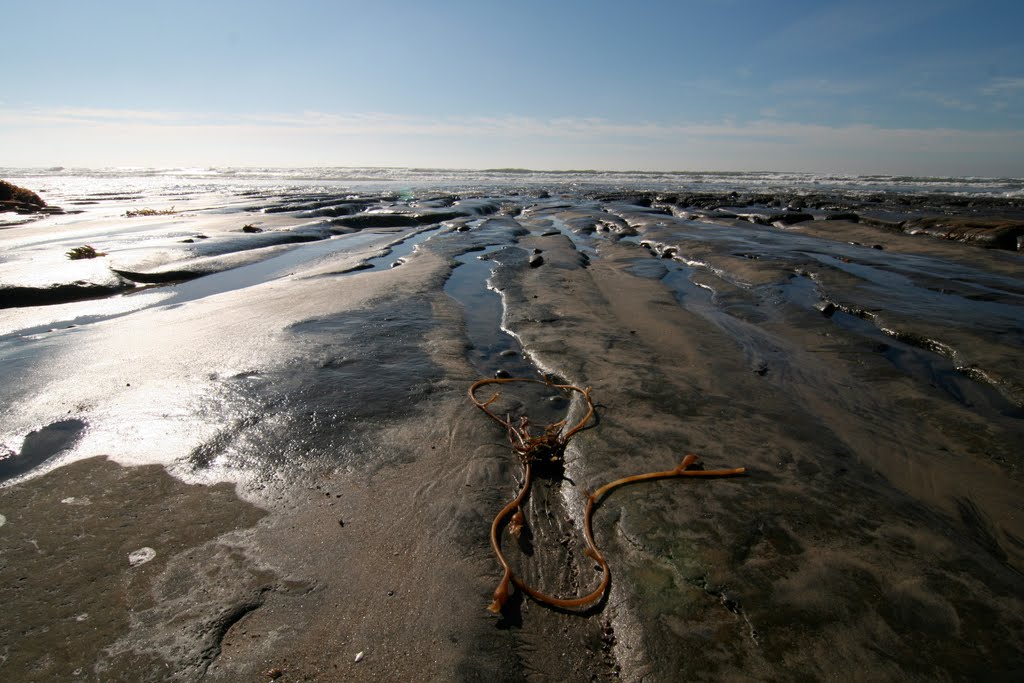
[2,0,1023,175]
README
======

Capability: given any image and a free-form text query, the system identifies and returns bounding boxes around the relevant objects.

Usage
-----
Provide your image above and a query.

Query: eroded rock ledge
[595,189,1024,251]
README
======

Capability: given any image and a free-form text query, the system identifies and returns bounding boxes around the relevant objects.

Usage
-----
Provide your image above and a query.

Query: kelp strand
[469,376,746,613]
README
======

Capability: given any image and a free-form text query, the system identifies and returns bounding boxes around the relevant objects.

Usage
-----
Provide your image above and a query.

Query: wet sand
[1,186,1023,681]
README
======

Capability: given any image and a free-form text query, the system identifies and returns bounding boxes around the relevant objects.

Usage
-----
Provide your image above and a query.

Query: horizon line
[3,165,1022,182]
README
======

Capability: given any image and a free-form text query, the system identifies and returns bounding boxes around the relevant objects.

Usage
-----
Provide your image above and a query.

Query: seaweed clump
[66,245,106,260]
[124,207,176,218]
[469,376,746,614]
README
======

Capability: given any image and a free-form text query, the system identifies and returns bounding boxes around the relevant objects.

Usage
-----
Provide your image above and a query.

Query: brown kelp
[123,207,176,218]
[469,376,746,613]
[65,245,106,260]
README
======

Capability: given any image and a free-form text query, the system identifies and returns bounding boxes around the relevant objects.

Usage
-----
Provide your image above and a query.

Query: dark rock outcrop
[0,180,47,213]
[0,280,135,308]
[902,217,1024,250]
[330,210,468,230]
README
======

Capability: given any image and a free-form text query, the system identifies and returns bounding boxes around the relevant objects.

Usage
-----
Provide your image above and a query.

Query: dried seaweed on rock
[66,245,106,260]
[469,376,746,614]
[123,207,176,218]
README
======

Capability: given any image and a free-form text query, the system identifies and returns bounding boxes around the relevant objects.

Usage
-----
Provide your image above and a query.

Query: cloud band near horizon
[3,105,1023,176]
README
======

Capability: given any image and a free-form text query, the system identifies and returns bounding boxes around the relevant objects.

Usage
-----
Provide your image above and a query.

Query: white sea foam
[3,167,1022,203]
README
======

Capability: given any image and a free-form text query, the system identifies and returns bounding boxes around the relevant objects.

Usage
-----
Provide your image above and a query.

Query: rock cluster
[591,189,1024,251]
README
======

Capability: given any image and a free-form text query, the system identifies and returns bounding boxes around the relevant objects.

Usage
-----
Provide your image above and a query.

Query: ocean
[4,166,1024,200]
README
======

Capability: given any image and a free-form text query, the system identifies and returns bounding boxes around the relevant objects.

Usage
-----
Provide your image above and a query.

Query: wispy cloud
[760,0,957,52]
[981,77,1024,96]
[0,106,727,139]
[673,79,753,99]
[0,106,204,126]
[907,90,979,112]
[2,104,1022,175]
[7,105,1005,143]
[769,78,873,97]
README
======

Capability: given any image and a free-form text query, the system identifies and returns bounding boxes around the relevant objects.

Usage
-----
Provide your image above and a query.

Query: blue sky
[2,0,1023,174]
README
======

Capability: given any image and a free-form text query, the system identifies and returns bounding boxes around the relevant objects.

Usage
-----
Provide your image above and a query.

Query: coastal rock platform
[1,180,1022,681]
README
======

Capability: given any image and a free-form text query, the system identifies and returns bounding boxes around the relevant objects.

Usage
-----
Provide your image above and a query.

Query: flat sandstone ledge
[0,456,268,680]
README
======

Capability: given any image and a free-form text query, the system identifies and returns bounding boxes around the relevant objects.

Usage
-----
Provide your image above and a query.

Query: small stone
[495,369,512,379]
[354,651,365,663]
[128,547,156,567]
[499,349,518,357]
[338,518,345,527]
[0,513,6,528]
[267,668,283,680]
[817,302,837,317]
[528,254,544,268]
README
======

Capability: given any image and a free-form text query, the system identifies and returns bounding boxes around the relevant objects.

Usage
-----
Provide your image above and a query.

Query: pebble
[354,651,365,663]
[495,369,512,379]
[528,253,544,268]
[128,547,156,567]
[0,513,6,528]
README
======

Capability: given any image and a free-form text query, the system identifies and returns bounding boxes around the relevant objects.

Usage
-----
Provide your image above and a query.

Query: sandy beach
[2,173,1023,681]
